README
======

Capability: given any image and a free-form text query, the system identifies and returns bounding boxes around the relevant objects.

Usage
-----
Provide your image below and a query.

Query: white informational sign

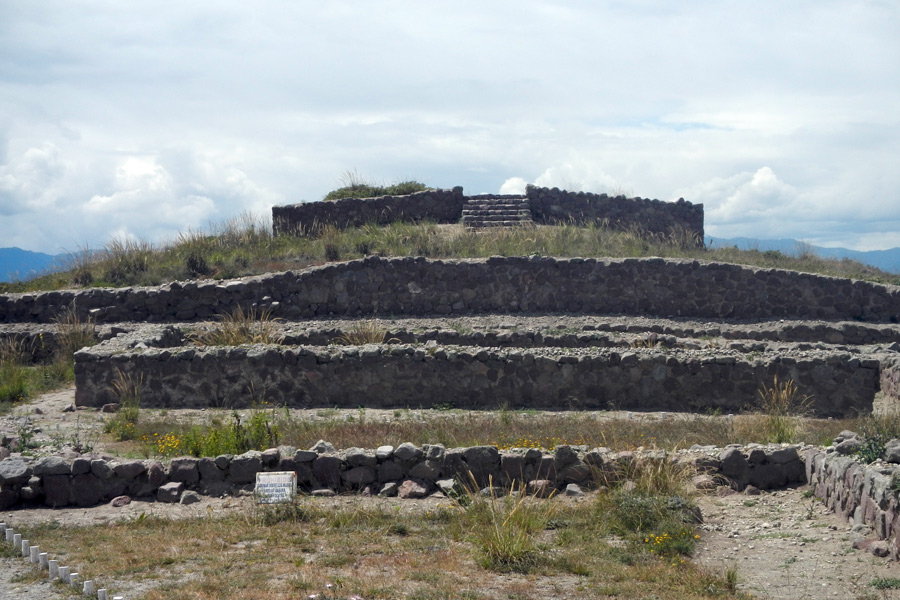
[255,471,297,504]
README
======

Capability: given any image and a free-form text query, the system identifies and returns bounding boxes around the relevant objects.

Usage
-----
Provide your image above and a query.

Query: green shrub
[323,180,430,201]
[854,414,900,463]
[104,369,142,441]
[181,409,280,457]
[0,362,29,405]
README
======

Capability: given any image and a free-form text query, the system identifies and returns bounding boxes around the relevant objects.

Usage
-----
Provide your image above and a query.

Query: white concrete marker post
[58,565,69,583]
[39,552,48,569]
[12,533,21,551]
[20,539,29,557]
[70,572,79,588]
[48,559,58,579]
[30,545,39,562]
[5,528,13,543]
[83,580,94,595]
[97,589,108,600]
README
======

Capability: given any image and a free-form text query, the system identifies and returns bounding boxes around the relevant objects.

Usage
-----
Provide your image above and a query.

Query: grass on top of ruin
[4,214,898,293]
[11,457,749,600]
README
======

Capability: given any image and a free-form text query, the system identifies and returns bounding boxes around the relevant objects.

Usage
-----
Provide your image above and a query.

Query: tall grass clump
[189,306,284,346]
[54,304,98,359]
[459,475,559,573]
[101,237,155,285]
[0,337,29,406]
[758,376,812,443]
[104,370,143,441]
[334,319,398,345]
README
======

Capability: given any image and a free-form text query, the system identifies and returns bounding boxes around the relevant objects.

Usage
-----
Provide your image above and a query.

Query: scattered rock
[883,439,900,463]
[564,483,584,497]
[157,481,184,503]
[180,491,201,505]
[110,495,132,507]
[0,458,32,486]
[526,479,554,498]
[692,474,718,490]
[398,479,430,499]
[310,440,336,454]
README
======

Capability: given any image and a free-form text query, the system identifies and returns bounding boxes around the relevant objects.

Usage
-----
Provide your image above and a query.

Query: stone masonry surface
[73,338,884,417]
[269,185,704,240]
[3,256,900,324]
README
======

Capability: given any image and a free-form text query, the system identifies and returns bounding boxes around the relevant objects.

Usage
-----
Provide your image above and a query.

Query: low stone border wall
[0,443,808,511]
[73,341,882,416]
[807,448,900,559]
[3,444,898,559]
[4,256,900,324]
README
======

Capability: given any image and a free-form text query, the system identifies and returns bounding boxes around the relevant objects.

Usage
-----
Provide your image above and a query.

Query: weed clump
[456,476,559,573]
[0,337,29,405]
[104,370,143,441]
[758,376,812,443]
[189,306,284,346]
[334,319,398,345]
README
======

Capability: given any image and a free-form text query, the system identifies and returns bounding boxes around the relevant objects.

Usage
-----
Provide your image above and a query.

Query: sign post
[255,471,297,504]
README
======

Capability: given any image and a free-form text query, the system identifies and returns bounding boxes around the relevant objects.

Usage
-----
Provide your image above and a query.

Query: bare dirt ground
[2,389,899,600]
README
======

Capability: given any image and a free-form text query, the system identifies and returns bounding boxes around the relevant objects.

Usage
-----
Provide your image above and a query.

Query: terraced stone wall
[74,342,879,417]
[526,185,704,241]
[272,187,466,234]
[3,257,900,324]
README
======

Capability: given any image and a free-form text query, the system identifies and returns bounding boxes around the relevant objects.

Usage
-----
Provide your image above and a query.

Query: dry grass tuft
[189,305,284,346]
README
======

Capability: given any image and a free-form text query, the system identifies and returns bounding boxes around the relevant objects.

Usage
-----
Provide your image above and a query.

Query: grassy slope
[2,217,898,294]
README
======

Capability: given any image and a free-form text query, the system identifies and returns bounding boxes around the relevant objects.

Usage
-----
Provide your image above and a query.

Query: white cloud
[0,1,898,253]
[499,177,527,195]
[0,143,66,214]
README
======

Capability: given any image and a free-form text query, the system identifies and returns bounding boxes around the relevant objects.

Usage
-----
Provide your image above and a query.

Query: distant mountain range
[3,237,900,283]
[705,237,900,274]
[0,247,67,283]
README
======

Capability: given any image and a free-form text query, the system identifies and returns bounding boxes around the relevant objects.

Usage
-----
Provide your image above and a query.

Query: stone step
[462,209,532,217]
[461,196,533,229]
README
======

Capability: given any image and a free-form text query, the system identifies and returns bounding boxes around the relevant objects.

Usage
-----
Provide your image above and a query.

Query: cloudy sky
[1,1,898,255]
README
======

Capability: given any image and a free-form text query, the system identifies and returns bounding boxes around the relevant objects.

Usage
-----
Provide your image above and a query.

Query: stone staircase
[461,195,533,229]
